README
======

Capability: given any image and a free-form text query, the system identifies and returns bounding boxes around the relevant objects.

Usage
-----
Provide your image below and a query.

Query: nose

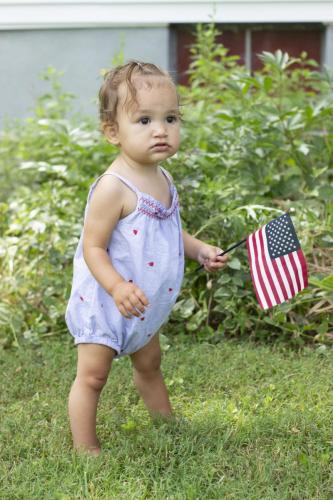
[153,122,167,137]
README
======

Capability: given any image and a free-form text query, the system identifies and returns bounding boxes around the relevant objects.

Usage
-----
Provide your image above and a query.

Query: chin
[155,149,176,160]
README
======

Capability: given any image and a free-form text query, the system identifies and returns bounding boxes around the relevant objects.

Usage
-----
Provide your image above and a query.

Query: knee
[133,351,162,378]
[78,370,109,392]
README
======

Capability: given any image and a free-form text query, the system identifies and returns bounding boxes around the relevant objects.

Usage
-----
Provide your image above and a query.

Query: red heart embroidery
[148,262,154,266]
[133,229,138,235]
[140,317,145,321]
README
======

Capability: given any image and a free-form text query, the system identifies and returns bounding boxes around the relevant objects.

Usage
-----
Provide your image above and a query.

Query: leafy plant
[0,25,332,348]
[169,23,333,346]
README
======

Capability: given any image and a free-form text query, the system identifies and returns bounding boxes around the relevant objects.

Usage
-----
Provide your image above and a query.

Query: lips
[151,143,170,150]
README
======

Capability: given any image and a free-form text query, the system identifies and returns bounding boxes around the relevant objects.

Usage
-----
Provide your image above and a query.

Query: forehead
[118,75,178,112]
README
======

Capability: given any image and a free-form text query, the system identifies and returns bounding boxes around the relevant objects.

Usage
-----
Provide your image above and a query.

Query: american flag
[246,213,308,309]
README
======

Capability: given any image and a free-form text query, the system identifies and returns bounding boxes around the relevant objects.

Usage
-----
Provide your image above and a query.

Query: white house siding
[0,26,170,126]
[1,1,333,27]
[1,1,333,125]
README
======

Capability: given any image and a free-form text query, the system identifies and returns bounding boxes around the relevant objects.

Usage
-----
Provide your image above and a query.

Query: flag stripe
[246,233,268,309]
[289,252,302,292]
[275,257,293,299]
[271,257,289,301]
[255,228,273,308]
[251,230,268,308]
[261,227,284,304]
[283,254,297,295]
[257,228,279,307]
[297,249,308,288]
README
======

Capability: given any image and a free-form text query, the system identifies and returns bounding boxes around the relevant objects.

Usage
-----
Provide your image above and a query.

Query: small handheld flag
[246,213,308,309]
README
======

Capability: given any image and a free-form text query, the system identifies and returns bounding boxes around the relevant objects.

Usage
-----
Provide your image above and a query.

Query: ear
[102,122,120,146]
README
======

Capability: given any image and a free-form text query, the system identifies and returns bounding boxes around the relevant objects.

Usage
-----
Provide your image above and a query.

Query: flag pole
[196,238,247,272]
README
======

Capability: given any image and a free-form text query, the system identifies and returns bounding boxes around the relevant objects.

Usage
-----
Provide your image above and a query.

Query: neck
[118,153,160,177]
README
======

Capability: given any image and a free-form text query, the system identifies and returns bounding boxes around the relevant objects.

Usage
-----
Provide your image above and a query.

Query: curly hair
[98,60,176,129]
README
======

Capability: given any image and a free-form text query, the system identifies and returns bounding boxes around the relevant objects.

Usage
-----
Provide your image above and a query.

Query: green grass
[1,336,333,499]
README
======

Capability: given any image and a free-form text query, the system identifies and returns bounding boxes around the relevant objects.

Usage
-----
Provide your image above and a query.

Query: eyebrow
[135,109,179,114]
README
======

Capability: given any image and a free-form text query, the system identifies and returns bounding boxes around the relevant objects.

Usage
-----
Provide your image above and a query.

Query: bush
[0,26,332,348]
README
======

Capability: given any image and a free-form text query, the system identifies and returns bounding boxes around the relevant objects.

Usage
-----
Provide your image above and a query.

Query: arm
[83,176,148,317]
[165,168,228,272]
[83,176,125,295]
[182,229,228,272]
[182,229,204,262]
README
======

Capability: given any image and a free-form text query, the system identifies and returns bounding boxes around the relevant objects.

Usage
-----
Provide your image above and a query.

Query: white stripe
[292,251,305,290]
[275,257,292,299]
[254,227,277,307]
[284,254,299,293]
[248,232,268,309]
[262,229,285,303]
[262,228,284,304]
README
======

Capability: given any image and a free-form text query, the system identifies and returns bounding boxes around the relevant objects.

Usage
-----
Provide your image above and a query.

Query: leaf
[172,298,196,318]
[227,258,241,270]
[310,276,333,292]
[186,310,206,331]
[318,186,333,201]
[263,76,273,92]
[298,143,310,155]
[120,420,137,432]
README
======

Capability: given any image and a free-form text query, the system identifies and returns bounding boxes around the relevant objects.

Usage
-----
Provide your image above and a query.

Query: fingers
[118,287,150,319]
[135,289,149,307]
[122,297,142,318]
[203,253,229,272]
[119,304,131,318]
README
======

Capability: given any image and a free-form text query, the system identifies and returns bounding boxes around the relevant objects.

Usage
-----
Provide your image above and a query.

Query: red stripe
[253,229,272,308]
[280,255,296,296]
[289,252,301,292]
[297,249,308,288]
[259,228,280,305]
[246,236,264,308]
[271,258,289,301]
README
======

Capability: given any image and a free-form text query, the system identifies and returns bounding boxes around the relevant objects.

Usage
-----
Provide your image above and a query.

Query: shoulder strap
[87,168,173,204]
[159,166,173,187]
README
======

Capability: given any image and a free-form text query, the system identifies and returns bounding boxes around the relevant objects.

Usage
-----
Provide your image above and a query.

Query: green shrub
[0,25,332,348]
[171,24,333,346]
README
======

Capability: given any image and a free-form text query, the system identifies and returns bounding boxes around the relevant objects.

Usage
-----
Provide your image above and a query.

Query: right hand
[111,281,149,319]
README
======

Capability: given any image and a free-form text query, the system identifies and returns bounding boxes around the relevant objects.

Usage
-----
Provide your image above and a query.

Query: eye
[166,115,178,123]
[139,116,150,125]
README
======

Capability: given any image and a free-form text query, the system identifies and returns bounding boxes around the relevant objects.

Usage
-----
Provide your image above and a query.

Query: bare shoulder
[83,173,129,248]
[90,171,137,220]
[91,175,125,205]
[92,172,126,198]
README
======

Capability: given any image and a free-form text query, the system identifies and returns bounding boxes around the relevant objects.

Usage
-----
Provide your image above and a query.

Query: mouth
[151,143,170,151]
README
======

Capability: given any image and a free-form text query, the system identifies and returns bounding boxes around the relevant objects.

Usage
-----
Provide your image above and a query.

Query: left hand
[197,244,229,272]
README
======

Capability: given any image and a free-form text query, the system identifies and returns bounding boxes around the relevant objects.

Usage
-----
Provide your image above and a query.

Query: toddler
[65,61,228,455]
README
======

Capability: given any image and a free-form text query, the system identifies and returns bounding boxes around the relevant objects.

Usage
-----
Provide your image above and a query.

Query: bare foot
[74,444,101,457]
[85,446,101,457]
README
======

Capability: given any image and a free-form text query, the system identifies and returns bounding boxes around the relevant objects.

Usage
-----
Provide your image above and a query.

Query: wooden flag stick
[196,238,247,272]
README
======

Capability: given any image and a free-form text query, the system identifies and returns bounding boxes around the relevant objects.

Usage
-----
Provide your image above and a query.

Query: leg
[130,333,172,417]
[68,343,116,455]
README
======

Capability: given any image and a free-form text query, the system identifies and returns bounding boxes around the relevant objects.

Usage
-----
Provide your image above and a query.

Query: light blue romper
[65,167,184,357]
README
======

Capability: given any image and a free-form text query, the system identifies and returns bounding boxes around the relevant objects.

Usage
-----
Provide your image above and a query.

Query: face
[106,76,180,168]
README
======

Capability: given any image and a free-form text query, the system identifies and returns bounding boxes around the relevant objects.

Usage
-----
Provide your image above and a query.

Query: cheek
[172,128,181,145]
[132,125,149,137]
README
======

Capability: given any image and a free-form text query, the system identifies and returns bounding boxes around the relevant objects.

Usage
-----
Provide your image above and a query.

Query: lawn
[1,336,333,499]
